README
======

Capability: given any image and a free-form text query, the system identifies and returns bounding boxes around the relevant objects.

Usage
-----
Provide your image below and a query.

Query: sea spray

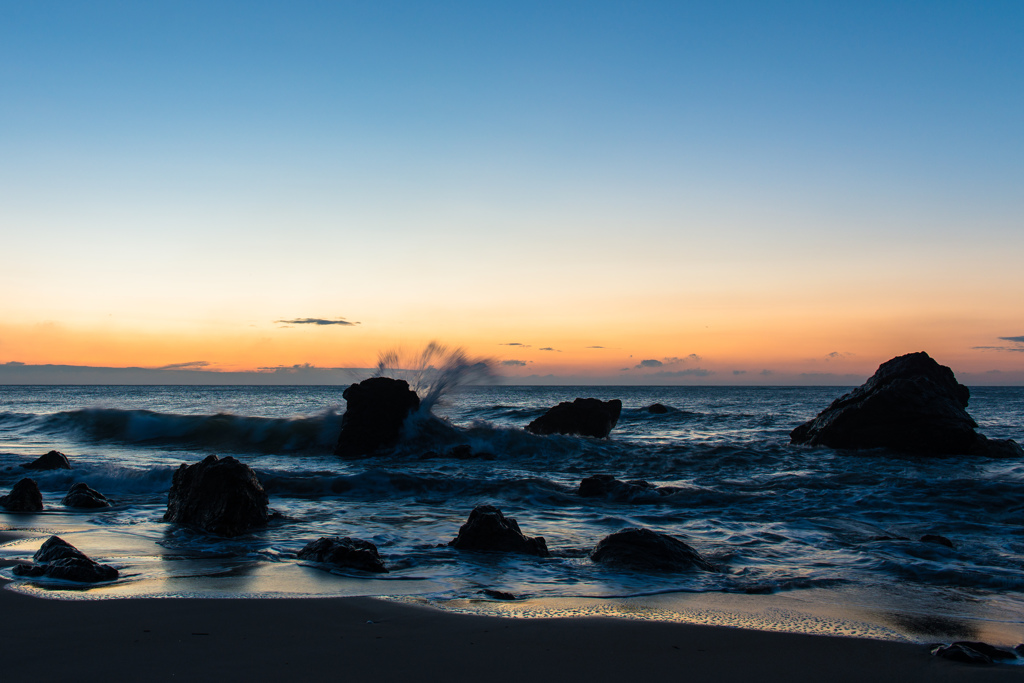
[374,342,496,413]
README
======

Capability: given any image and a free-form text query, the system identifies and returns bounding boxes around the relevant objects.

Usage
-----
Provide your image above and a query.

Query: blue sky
[2,1,1022,382]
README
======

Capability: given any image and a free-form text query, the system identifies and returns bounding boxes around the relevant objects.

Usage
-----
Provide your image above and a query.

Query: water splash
[374,342,496,412]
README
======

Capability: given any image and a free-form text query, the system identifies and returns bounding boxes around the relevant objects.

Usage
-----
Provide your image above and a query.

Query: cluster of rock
[445,504,713,573]
[13,536,118,583]
[291,504,714,575]
[0,451,115,512]
[332,377,626,458]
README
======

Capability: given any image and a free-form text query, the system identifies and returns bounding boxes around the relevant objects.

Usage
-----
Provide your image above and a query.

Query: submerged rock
[164,455,269,536]
[449,505,549,556]
[920,534,955,549]
[647,403,670,414]
[526,398,622,438]
[334,377,421,457]
[578,474,672,501]
[590,528,714,572]
[61,483,112,509]
[12,535,118,583]
[297,536,387,573]
[22,450,71,470]
[790,352,1023,456]
[0,478,43,512]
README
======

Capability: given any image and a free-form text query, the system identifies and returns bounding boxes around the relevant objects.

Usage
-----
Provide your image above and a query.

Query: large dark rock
[23,450,71,470]
[448,505,549,556]
[12,535,118,583]
[164,455,269,536]
[790,352,1023,456]
[590,528,714,572]
[647,403,670,414]
[297,536,387,573]
[526,398,622,438]
[0,478,43,512]
[334,377,421,457]
[61,483,112,509]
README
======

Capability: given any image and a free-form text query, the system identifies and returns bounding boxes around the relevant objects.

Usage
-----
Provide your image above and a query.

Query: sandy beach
[1,577,1019,682]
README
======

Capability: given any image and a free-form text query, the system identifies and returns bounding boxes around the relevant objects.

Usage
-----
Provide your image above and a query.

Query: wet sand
[2,582,1020,683]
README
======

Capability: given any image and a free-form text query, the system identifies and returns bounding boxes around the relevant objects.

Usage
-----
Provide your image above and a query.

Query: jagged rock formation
[791,352,1023,457]
[448,505,549,556]
[23,450,71,470]
[0,478,43,512]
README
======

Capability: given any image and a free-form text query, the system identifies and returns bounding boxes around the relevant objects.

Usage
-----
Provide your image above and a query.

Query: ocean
[1,384,1022,643]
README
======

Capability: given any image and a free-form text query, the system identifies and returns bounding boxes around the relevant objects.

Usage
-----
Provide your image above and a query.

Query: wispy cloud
[586,345,605,349]
[973,336,1024,352]
[635,359,663,368]
[499,342,530,347]
[501,359,528,366]
[824,351,853,361]
[275,318,360,326]
[155,361,211,370]
[733,369,747,375]
[539,347,561,352]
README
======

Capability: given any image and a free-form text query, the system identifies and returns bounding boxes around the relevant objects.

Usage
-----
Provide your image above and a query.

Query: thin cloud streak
[275,318,360,326]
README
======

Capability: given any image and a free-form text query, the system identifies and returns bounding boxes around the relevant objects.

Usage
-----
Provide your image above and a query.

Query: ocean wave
[12,408,343,453]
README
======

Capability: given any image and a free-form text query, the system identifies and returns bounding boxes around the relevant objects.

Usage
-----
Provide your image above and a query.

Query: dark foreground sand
[1,582,1019,683]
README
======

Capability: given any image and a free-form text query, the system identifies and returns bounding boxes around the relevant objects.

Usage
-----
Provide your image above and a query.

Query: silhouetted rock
[950,642,1017,661]
[578,474,669,501]
[481,589,517,600]
[920,534,955,549]
[931,642,993,665]
[526,398,622,438]
[791,352,1022,456]
[590,528,714,572]
[164,455,269,536]
[334,377,421,457]
[61,483,112,509]
[930,641,1016,665]
[297,536,387,573]
[647,403,670,414]
[449,505,549,556]
[0,478,43,512]
[12,535,118,583]
[22,450,71,470]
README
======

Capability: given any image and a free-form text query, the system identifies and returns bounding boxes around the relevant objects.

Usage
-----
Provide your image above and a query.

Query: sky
[1,1,1022,384]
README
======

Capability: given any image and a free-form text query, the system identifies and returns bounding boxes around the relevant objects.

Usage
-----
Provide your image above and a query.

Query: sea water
[0,384,1022,644]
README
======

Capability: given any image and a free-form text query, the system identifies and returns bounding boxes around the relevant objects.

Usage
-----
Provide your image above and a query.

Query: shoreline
[1,579,1020,682]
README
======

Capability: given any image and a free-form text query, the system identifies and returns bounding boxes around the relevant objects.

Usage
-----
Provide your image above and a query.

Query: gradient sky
[2,1,1023,384]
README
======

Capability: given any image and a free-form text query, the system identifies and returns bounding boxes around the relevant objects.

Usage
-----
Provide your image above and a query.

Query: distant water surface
[0,385,1022,644]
